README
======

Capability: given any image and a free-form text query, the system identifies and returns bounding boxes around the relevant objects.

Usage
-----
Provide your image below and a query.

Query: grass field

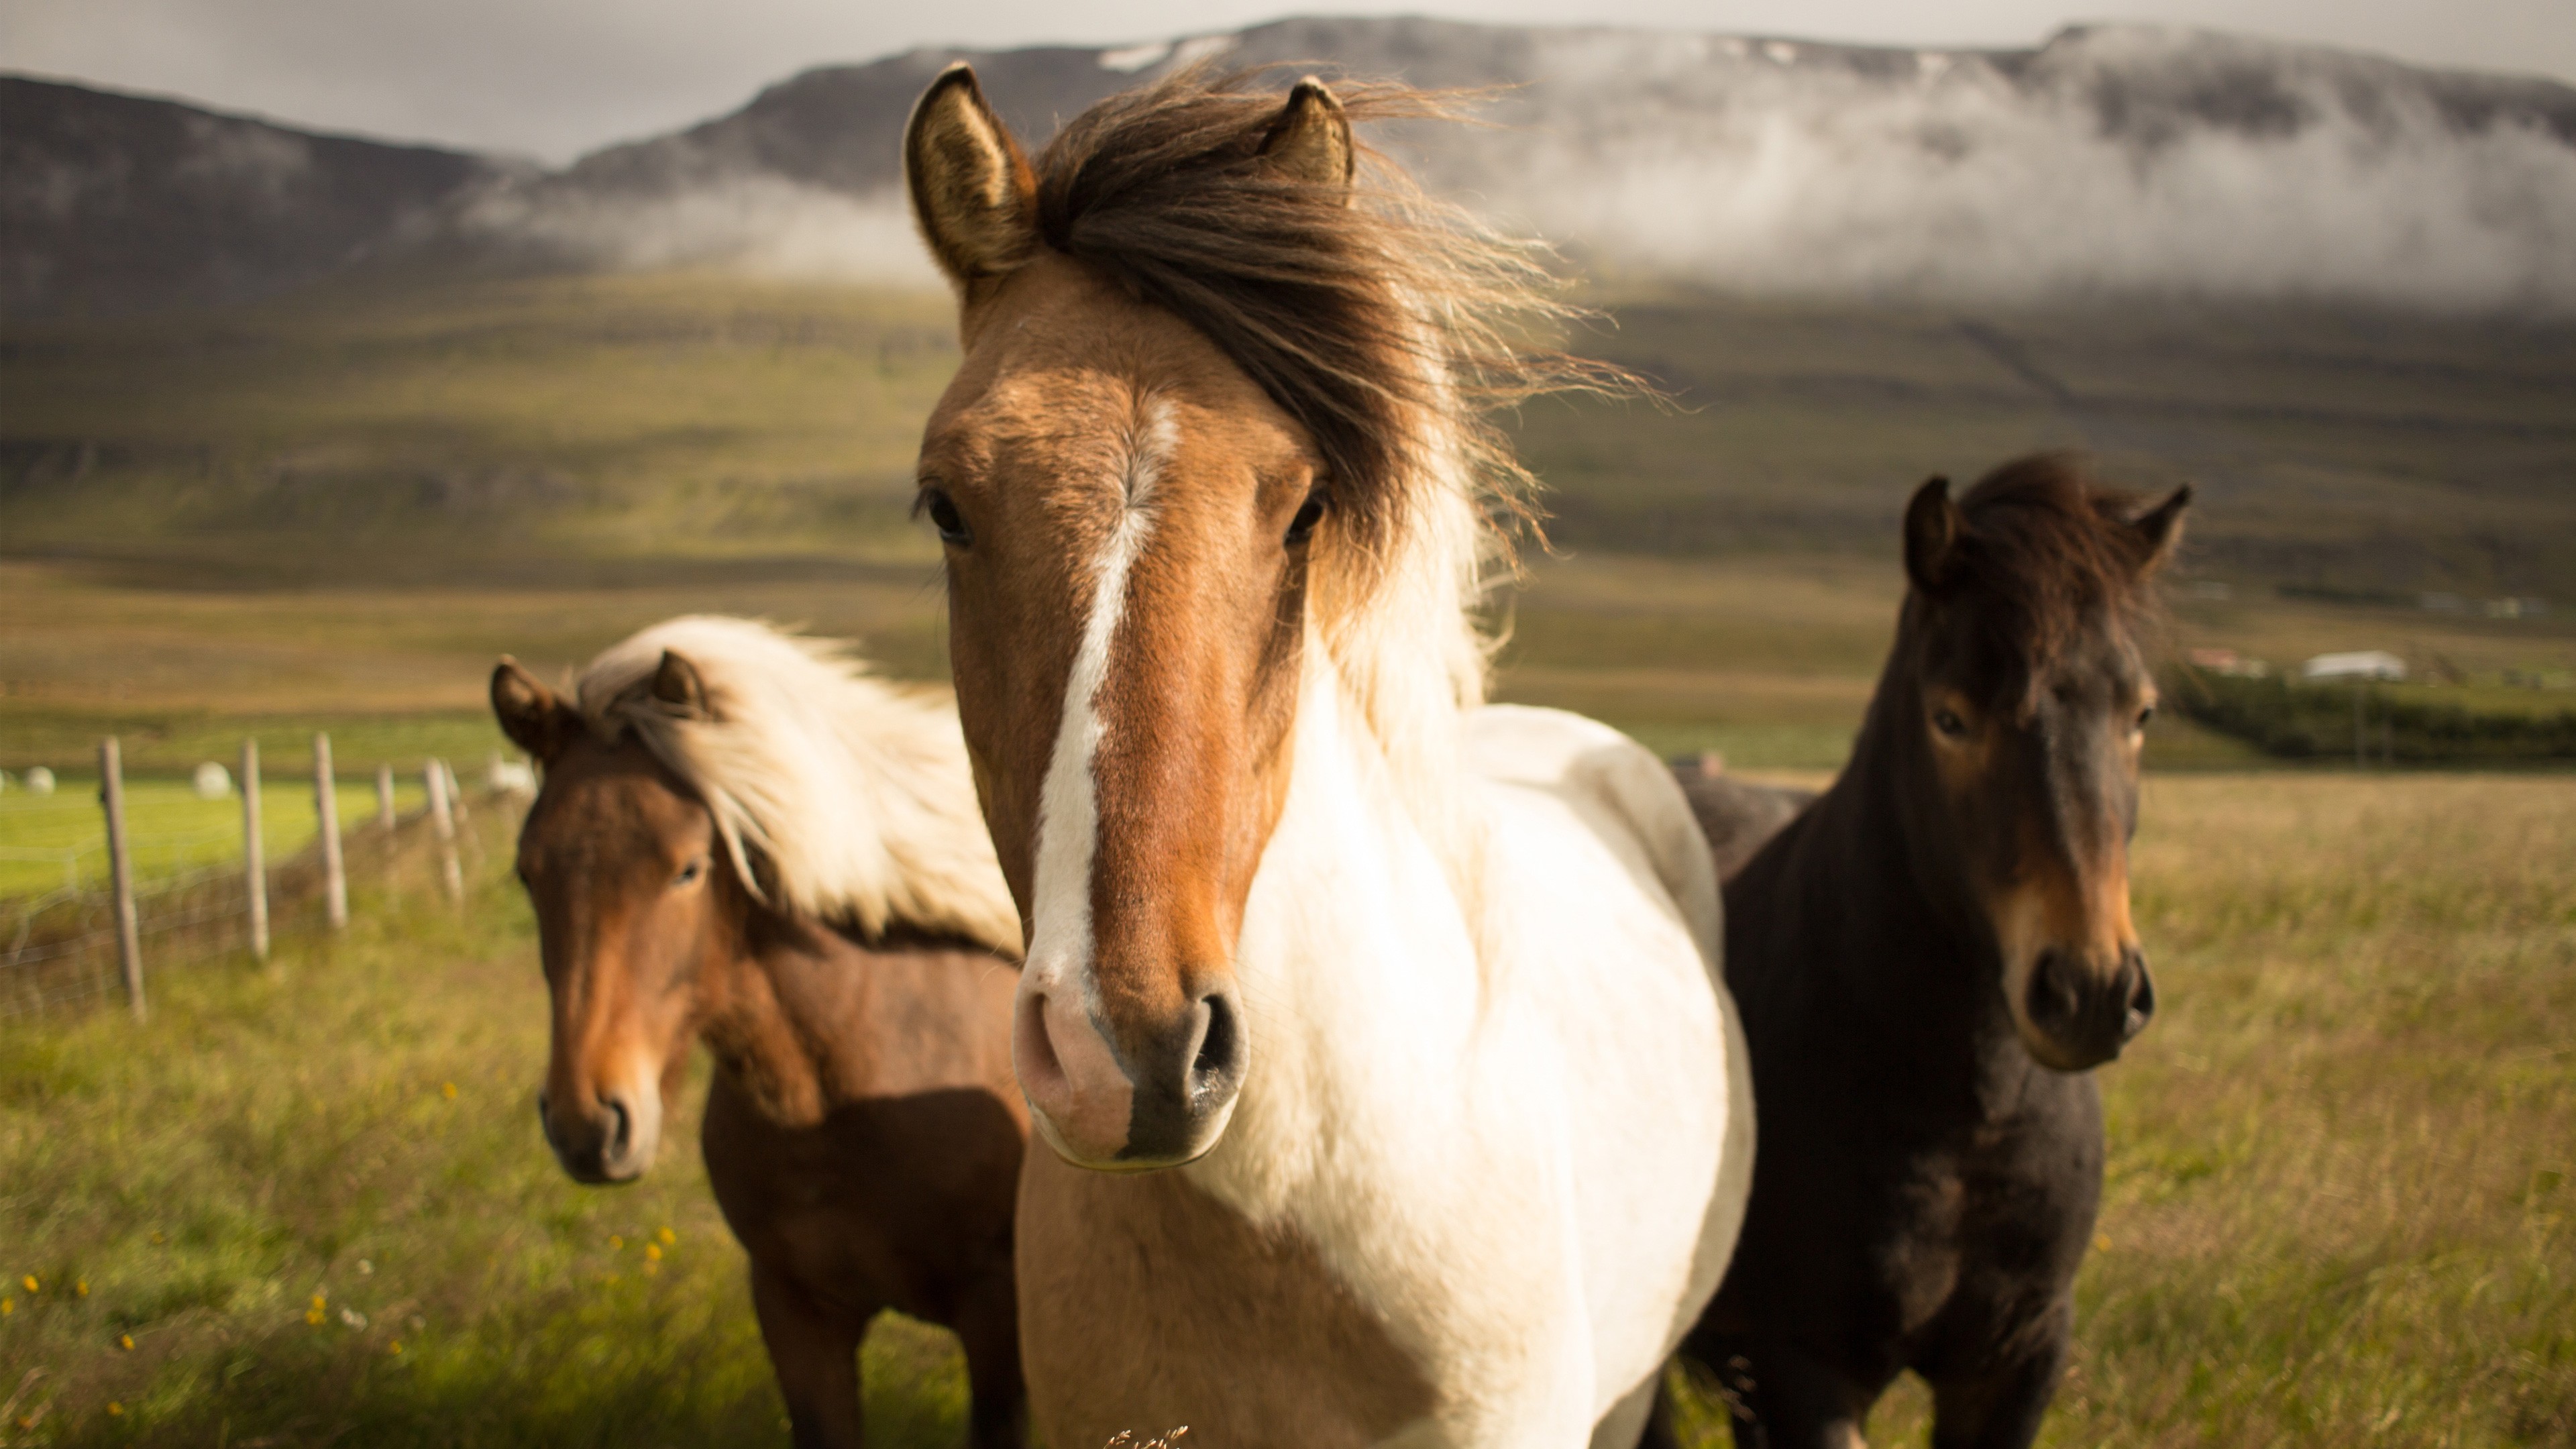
[1,774,2567,1446]
[3,266,2572,1443]
[0,780,433,900]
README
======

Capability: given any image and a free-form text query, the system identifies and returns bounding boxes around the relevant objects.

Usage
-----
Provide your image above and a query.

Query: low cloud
[462,176,942,286]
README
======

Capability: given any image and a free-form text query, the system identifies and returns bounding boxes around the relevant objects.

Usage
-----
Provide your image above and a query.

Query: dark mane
[1030,64,1623,561]
[1940,453,2167,673]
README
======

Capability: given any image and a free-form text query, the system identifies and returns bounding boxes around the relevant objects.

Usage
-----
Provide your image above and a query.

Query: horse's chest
[700,1076,1022,1321]
[1016,1150,1437,1447]
[1872,1111,2102,1348]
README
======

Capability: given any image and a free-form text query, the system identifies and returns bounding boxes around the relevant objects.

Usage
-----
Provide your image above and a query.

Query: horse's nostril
[2123,955,2157,1039]
[1191,991,1242,1097]
[2025,950,2079,1032]
[604,1097,632,1155]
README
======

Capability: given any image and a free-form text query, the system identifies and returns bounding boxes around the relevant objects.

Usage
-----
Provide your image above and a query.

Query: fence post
[99,737,146,1022]
[376,763,396,832]
[315,733,348,929]
[428,759,463,903]
[242,739,269,963]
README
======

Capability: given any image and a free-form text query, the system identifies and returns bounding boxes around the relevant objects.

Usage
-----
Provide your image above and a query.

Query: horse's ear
[2131,483,2192,575]
[904,63,1040,295]
[1903,476,1960,595]
[650,650,713,720]
[1260,76,1354,191]
[491,657,577,762]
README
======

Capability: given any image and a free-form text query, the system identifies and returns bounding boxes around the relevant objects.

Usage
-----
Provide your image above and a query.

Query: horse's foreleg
[1717,1340,1873,1449]
[953,1265,1028,1449]
[1927,1298,2072,1449]
[751,1263,872,1449]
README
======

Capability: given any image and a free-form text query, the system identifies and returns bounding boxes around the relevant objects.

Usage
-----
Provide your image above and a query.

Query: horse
[489,616,1032,1449]
[1666,455,2190,1449]
[901,64,1754,1446]
[1668,760,1818,883]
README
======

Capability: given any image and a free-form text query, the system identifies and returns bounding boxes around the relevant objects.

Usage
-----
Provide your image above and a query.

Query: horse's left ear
[650,650,714,720]
[2131,484,2192,574]
[1260,76,1354,191]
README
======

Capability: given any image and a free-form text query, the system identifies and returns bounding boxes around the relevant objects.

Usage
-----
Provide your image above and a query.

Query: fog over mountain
[12,16,2576,314]
[0,76,522,317]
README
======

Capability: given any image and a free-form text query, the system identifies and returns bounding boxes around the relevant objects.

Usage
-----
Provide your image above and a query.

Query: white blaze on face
[1014,398,1177,1155]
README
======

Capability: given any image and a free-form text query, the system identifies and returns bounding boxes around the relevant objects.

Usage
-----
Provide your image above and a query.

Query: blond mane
[576,616,1022,957]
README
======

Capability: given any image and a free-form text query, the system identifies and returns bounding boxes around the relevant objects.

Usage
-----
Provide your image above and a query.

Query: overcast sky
[9,0,2573,163]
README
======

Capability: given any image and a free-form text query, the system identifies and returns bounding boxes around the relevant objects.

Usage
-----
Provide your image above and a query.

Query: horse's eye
[673,857,706,888]
[1932,708,1968,738]
[917,487,971,547]
[1285,491,1327,547]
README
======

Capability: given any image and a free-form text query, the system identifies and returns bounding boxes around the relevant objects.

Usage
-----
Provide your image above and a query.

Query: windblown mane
[1030,66,1633,864]
[1947,453,2168,676]
[575,616,1022,957]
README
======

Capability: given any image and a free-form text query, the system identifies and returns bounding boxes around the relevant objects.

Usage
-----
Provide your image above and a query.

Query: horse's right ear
[1903,476,1961,595]
[491,657,578,762]
[904,63,1040,297]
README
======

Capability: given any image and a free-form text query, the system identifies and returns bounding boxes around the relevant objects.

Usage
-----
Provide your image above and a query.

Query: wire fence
[1,751,525,1026]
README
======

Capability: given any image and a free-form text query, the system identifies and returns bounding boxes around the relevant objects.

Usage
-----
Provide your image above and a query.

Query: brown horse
[1668,455,2188,1449]
[490,616,1030,1449]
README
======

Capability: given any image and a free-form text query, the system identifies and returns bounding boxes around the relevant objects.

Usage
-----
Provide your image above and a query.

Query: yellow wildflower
[441,1082,458,1099]
[107,1403,123,1416]
[656,1226,676,1246]
[76,1279,89,1297]
[389,1339,403,1354]
[19,1275,34,1293]
[117,1333,133,1350]
[2,1297,13,1315]
[607,1234,623,1251]
[643,1244,661,1263]
[2094,1233,2113,1252]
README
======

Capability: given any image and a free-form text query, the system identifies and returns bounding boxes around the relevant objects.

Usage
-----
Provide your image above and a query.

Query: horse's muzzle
[1014,981,1245,1171]
[2021,945,2155,1071]
[538,1085,657,1185]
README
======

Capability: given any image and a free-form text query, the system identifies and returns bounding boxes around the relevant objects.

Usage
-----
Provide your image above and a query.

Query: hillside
[3,272,2571,598]
[0,76,523,319]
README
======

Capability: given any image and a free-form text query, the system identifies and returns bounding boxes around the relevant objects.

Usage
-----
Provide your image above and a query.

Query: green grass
[0,780,431,899]
[0,818,973,1447]
[4,775,2567,1445]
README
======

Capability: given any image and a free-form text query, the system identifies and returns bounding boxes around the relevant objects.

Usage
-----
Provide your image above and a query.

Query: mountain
[0,75,524,319]
[462,18,2576,311]
[8,19,2576,315]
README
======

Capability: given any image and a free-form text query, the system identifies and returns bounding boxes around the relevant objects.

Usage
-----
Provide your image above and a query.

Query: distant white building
[2302,650,2408,682]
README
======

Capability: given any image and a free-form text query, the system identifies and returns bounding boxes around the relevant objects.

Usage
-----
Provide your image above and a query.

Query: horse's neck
[699,906,885,1124]
[1782,720,2022,1072]
[1187,655,1492,1214]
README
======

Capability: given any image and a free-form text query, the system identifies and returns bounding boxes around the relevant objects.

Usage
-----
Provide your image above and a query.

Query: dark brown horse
[1670,455,2188,1449]
[490,616,1030,1449]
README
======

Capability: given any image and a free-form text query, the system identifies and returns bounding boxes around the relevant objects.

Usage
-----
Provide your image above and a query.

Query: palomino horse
[1671,456,2188,1449]
[491,616,1031,1449]
[904,65,1753,1446]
